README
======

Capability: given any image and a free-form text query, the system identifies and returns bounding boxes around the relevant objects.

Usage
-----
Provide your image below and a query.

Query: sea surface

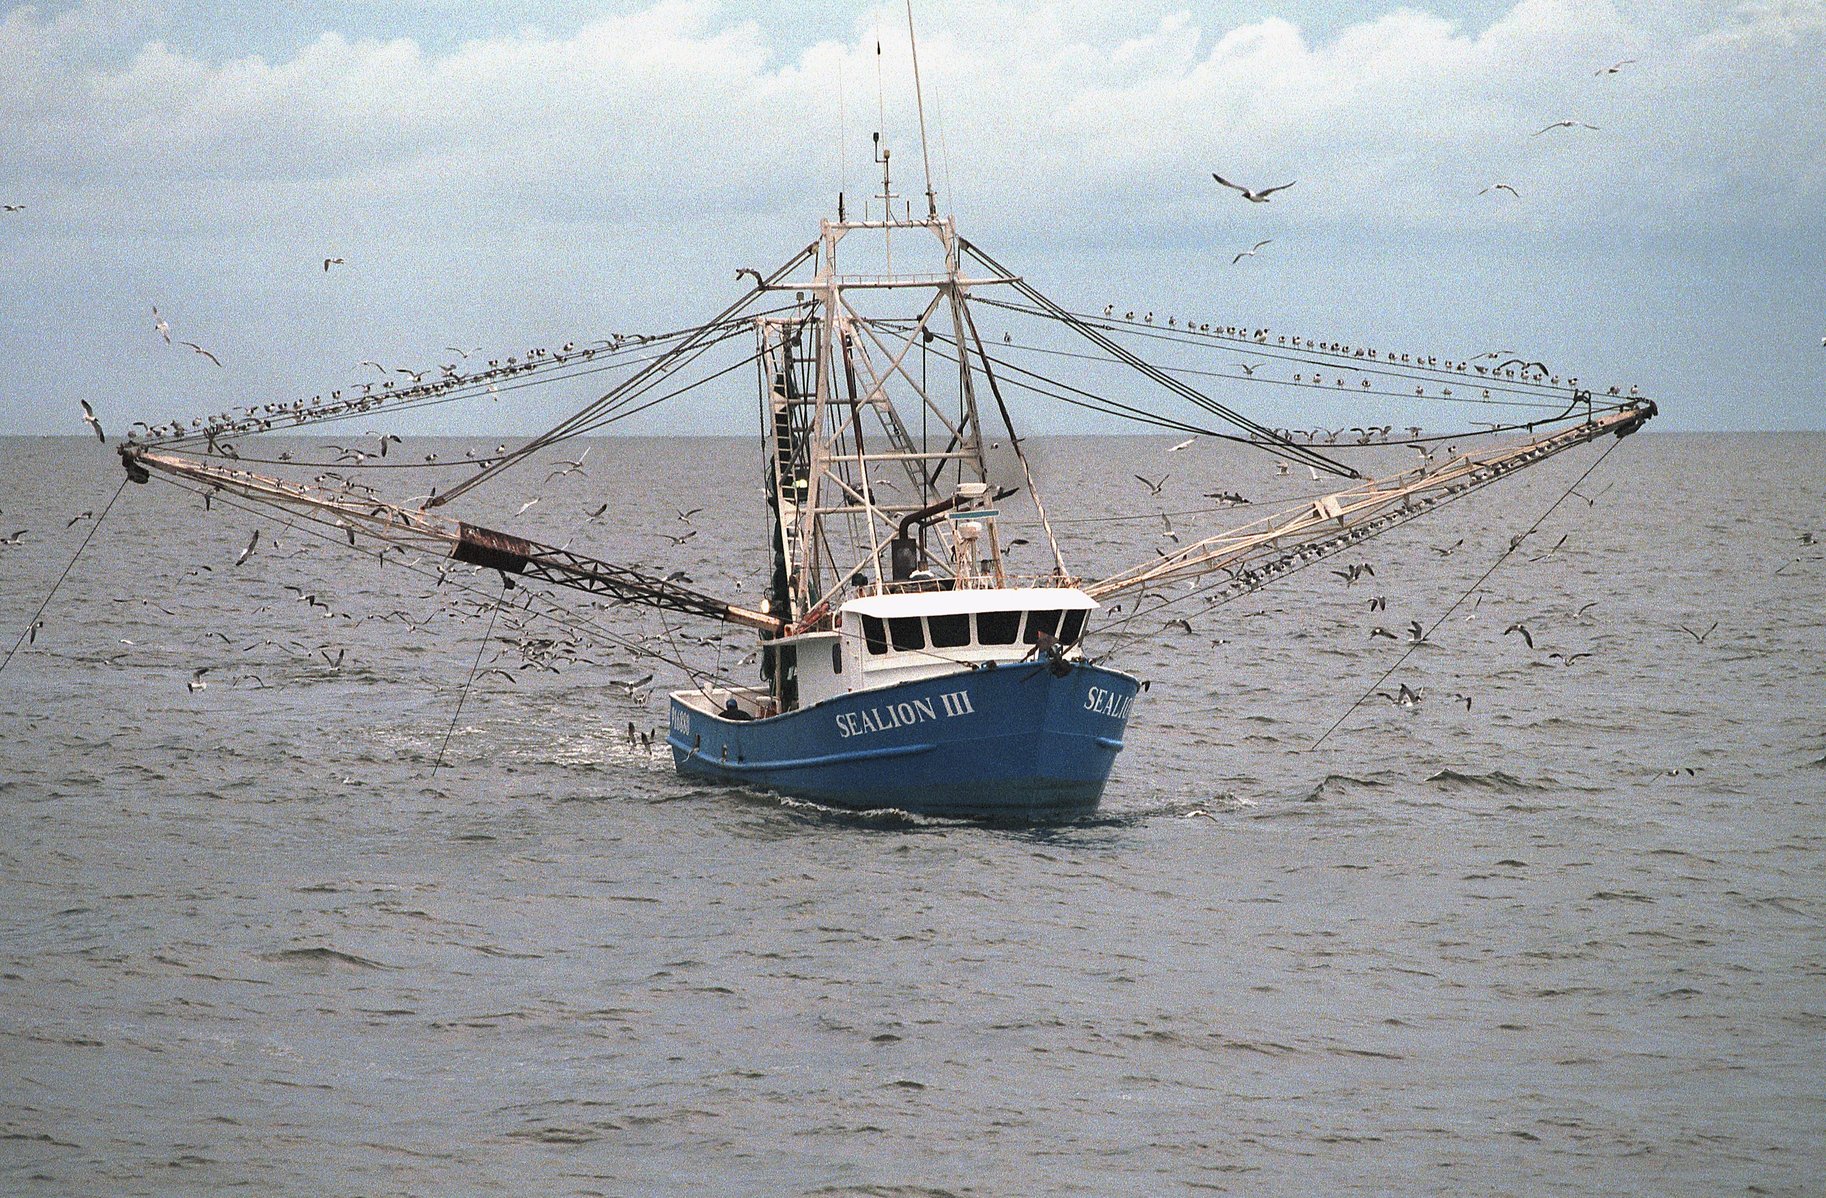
[2,431,1822,1196]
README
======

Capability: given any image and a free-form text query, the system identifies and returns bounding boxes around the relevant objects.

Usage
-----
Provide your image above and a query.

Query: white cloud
[0,0,1819,434]
[1,0,1819,238]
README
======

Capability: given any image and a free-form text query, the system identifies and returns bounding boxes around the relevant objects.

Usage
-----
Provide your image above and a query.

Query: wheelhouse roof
[841,587,1097,620]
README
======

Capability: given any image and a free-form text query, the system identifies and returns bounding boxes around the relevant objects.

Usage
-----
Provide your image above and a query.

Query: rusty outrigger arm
[120,447,784,633]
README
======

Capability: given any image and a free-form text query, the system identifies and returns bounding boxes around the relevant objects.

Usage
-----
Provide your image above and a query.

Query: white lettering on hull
[1082,686,1135,721]
[836,690,972,738]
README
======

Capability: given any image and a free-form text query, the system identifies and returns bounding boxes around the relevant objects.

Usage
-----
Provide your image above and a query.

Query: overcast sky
[1,0,1821,437]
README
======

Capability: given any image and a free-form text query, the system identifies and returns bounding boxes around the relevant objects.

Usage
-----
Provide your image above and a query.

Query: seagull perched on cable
[1231,239,1272,264]
[1212,174,1295,203]
[1533,120,1599,135]
[79,399,105,442]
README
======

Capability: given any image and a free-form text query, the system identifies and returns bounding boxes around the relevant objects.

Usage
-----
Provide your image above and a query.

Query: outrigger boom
[120,447,783,633]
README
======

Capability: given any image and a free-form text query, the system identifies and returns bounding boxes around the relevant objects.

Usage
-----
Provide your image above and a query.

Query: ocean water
[1,431,1822,1196]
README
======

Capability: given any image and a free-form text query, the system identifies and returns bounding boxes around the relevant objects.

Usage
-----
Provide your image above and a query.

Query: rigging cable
[432,576,509,777]
[1306,435,1625,750]
[0,475,129,677]
[958,237,1358,478]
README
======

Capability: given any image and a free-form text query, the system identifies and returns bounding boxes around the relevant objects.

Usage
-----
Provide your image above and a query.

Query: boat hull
[667,661,1140,823]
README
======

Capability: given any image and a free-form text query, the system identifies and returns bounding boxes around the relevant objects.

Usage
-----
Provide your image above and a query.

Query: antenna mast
[906,1,940,219]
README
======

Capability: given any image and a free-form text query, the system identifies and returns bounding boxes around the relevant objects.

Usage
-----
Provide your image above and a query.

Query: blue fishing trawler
[668,586,1140,822]
[110,10,1657,824]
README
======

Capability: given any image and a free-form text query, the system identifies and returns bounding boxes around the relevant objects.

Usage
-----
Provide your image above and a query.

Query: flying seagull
[323,257,345,272]
[1,204,24,213]
[1231,238,1272,264]
[152,305,172,344]
[1133,473,1168,497]
[1679,620,1718,644]
[79,399,105,442]
[1594,58,1636,75]
[1212,174,1295,203]
[1166,438,1195,454]
[181,341,223,367]
[1477,184,1521,199]
[233,529,260,566]
[1533,120,1599,136]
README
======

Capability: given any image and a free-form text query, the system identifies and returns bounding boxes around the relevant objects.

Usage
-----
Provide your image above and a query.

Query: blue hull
[667,661,1140,823]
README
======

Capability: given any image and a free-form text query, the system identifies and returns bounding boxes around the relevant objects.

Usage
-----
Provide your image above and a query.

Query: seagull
[233,529,260,566]
[1406,619,1427,643]
[1231,239,1272,264]
[79,399,105,442]
[663,529,698,546]
[186,667,210,693]
[1368,626,1399,640]
[1377,683,1423,707]
[1679,620,1718,644]
[1477,184,1521,199]
[1448,692,1473,711]
[585,502,609,520]
[1548,651,1592,666]
[1167,438,1195,454]
[65,510,93,528]
[1,203,24,212]
[1504,622,1535,650]
[1594,58,1637,75]
[152,305,171,344]
[1533,120,1599,136]
[676,506,704,523]
[1133,473,1168,497]
[735,267,764,286]
[180,341,223,367]
[1212,174,1295,203]
[323,257,345,272]
[545,448,590,482]
[515,498,540,516]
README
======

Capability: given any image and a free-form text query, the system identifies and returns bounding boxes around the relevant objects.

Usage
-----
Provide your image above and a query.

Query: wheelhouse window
[1059,609,1087,645]
[861,614,889,655]
[1023,609,1063,644]
[888,616,926,652]
[977,610,1021,645]
[928,613,970,648]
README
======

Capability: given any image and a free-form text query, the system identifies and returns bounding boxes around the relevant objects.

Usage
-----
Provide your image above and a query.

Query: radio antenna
[906,1,939,219]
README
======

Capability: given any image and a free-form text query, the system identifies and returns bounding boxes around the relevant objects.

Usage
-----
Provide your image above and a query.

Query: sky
[1,0,1822,438]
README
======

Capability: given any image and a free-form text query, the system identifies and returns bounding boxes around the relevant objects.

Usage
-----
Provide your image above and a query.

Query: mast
[752,122,1049,633]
